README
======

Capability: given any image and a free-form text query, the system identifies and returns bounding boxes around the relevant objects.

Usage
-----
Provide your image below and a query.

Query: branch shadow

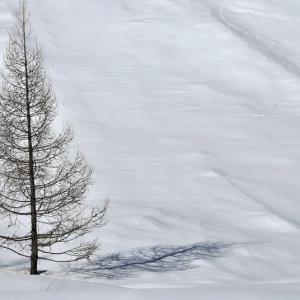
[71,242,232,280]
[0,258,27,268]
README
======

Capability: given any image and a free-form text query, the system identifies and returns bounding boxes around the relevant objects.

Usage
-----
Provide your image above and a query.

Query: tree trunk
[27,60,38,275]
[21,6,38,275]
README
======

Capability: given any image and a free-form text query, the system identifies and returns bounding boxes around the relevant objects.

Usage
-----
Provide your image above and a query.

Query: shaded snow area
[1,0,300,298]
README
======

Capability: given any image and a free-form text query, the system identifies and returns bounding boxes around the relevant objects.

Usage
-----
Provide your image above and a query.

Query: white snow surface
[1,0,300,298]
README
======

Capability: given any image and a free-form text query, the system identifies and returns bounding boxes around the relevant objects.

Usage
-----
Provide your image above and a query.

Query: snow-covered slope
[1,0,300,298]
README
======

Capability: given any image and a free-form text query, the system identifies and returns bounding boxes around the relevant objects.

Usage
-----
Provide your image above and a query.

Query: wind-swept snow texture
[1,0,300,299]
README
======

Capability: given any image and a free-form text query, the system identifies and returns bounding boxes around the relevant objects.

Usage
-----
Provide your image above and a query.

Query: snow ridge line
[214,168,300,230]
[210,5,300,78]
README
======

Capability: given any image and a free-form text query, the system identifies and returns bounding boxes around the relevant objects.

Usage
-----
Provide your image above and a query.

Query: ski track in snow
[210,5,300,78]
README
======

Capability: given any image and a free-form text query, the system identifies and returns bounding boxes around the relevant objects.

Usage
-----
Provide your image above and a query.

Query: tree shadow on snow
[71,242,232,280]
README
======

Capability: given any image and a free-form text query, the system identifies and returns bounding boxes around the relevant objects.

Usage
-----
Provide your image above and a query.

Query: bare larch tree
[0,1,107,275]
